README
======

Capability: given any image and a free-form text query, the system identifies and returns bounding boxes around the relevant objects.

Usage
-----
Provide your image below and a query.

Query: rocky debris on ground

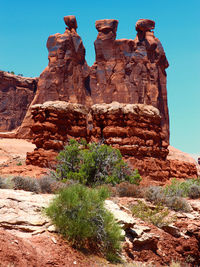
[0,189,200,266]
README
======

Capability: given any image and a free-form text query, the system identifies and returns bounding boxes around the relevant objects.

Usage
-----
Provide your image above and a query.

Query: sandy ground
[0,138,48,178]
[0,138,35,164]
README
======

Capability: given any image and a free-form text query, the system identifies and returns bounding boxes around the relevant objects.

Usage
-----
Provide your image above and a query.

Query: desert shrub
[188,185,200,199]
[145,186,165,203]
[54,139,141,186]
[164,196,191,212]
[0,177,8,189]
[46,184,123,262]
[12,176,41,193]
[0,177,14,189]
[164,178,200,198]
[49,179,77,193]
[37,176,57,193]
[0,177,6,189]
[114,182,142,197]
[132,200,175,227]
[145,186,191,212]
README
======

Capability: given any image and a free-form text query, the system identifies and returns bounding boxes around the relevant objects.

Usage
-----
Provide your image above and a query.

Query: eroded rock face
[0,71,37,131]
[167,146,199,178]
[26,101,89,167]
[16,15,91,138]
[17,16,169,143]
[31,16,91,106]
[26,101,171,180]
[90,18,169,142]
[26,101,198,180]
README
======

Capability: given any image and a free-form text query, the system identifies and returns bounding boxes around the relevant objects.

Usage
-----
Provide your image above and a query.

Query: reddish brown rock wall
[17,16,169,144]
[26,101,198,180]
[0,71,37,131]
[26,101,89,167]
[91,19,169,141]
[26,101,170,180]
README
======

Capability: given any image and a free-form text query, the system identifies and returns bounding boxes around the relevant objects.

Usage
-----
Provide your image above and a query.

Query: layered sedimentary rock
[26,101,170,179]
[0,71,37,131]
[26,101,198,179]
[90,18,169,141]
[90,102,170,180]
[17,16,169,143]
[167,146,199,178]
[16,15,91,138]
[26,101,89,167]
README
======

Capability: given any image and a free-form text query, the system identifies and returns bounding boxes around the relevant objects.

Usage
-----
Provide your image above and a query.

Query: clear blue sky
[0,0,199,156]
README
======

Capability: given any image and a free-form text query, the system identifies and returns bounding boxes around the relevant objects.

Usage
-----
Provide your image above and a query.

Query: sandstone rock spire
[17,16,169,143]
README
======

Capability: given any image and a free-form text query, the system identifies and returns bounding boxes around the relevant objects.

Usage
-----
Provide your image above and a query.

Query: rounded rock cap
[64,15,77,30]
[95,19,118,32]
[135,19,155,32]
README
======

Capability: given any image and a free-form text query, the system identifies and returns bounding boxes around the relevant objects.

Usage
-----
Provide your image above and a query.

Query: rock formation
[16,16,169,143]
[167,146,199,178]
[16,15,91,138]
[33,15,91,105]
[91,19,169,141]
[26,101,198,179]
[1,15,197,179]
[0,71,37,131]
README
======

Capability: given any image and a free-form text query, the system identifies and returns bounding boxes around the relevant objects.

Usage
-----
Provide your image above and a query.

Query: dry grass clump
[111,182,142,197]
[13,176,41,193]
[132,200,175,227]
[145,185,191,212]
[188,184,200,199]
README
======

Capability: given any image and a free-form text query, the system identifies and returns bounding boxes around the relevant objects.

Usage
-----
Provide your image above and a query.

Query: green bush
[132,200,175,227]
[54,139,141,186]
[46,184,123,262]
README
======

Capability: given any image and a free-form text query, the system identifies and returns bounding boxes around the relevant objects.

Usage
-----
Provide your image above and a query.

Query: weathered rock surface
[26,101,173,180]
[26,101,198,179]
[91,18,169,142]
[26,101,89,167]
[16,15,91,138]
[17,16,169,144]
[0,189,200,266]
[115,196,200,266]
[167,146,199,178]
[0,189,53,237]
[0,189,99,267]
[0,71,37,131]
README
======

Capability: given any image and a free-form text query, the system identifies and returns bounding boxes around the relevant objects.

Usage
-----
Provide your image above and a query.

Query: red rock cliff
[90,19,169,142]
[26,101,198,180]
[17,16,169,143]
[26,101,171,180]
[0,71,37,131]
